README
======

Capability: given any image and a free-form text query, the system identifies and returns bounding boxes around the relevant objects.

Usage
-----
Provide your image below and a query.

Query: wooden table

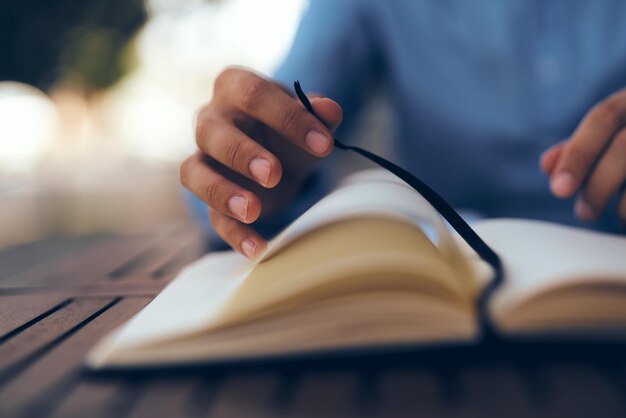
[1,226,626,418]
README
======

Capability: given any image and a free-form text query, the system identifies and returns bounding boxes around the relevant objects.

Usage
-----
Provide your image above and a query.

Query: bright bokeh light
[98,0,306,162]
[0,82,59,172]
[0,0,308,248]
[0,0,307,169]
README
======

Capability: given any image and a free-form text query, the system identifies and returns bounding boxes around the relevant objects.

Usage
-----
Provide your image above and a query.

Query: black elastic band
[294,81,503,334]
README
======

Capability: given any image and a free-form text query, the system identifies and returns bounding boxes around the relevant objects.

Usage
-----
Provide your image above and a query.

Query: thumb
[309,97,343,133]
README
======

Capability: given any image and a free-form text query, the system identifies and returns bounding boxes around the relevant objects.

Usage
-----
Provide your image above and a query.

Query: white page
[474,219,626,326]
[87,251,251,365]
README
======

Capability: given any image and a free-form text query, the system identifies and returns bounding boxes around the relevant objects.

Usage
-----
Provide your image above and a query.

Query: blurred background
[0,0,311,249]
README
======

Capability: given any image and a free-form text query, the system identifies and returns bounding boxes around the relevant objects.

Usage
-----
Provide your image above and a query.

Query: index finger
[218,69,333,157]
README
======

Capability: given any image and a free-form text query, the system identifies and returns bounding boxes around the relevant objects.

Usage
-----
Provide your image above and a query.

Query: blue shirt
[188,0,626,241]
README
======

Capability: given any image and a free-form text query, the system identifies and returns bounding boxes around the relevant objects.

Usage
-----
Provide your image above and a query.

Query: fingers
[550,89,626,198]
[540,141,565,175]
[544,88,626,223]
[309,97,343,132]
[209,209,266,259]
[576,128,626,221]
[196,119,282,188]
[215,68,335,157]
[185,67,345,255]
[195,100,335,191]
[180,152,261,224]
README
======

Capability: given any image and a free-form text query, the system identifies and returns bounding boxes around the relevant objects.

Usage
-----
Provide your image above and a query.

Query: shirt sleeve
[273,0,377,122]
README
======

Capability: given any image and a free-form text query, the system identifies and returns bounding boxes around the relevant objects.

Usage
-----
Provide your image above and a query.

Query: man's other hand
[541,88,626,225]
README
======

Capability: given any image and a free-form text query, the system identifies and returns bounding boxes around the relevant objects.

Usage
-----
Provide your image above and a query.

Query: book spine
[294,80,505,338]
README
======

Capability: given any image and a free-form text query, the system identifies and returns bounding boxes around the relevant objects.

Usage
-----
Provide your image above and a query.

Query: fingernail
[575,198,597,221]
[228,195,248,220]
[241,238,256,258]
[305,130,330,156]
[551,172,576,197]
[249,157,270,185]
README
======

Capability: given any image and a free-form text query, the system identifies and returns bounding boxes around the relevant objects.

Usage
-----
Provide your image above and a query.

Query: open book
[87,170,626,368]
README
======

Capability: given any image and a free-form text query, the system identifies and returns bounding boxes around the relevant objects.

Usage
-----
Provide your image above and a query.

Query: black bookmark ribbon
[294,81,503,334]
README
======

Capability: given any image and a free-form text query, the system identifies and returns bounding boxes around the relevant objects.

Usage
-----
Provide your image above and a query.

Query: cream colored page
[88,169,464,363]
[218,217,473,325]
[474,219,626,322]
[258,169,459,262]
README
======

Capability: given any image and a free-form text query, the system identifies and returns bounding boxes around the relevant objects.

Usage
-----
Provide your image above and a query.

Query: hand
[180,67,342,258]
[541,88,626,224]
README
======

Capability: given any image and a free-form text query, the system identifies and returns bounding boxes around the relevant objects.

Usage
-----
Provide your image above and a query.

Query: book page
[88,251,252,359]
[88,170,475,362]
[216,216,474,325]
[93,292,476,366]
[257,169,463,264]
[475,219,626,334]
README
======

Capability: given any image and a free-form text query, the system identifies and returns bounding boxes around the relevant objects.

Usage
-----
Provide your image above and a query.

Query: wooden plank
[151,230,208,278]
[4,231,626,418]
[456,363,536,418]
[126,377,209,418]
[376,367,447,418]
[598,362,626,403]
[51,377,148,418]
[208,373,283,418]
[0,298,111,377]
[0,293,68,337]
[0,297,151,417]
[80,279,171,296]
[0,236,104,281]
[0,282,164,298]
[106,271,176,286]
[0,236,145,287]
[108,229,203,280]
[289,370,360,418]
[0,226,203,290]
[0,226,190,288]
[537,364,626,417]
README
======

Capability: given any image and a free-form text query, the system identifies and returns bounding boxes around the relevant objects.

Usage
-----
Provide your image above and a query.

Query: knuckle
[201,180,221,207]
[590,101,621,128]
[194,105,211,143]
[241,77,268,112]
[179,156,193,186]
[225,137,245,168]
[280,106,302,135]
[197,119,219,150]
[214,67,238,91]
[196,117,233,157]
[562,143,593,171]
[195,122,207,147]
